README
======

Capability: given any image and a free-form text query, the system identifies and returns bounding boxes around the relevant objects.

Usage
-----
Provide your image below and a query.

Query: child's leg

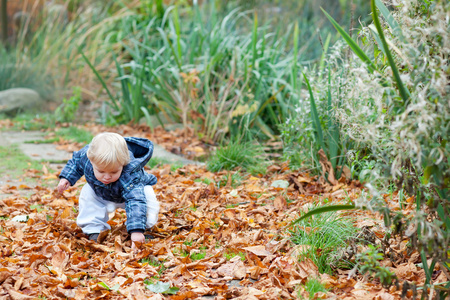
[77,184,116,234]
[144,185,159,229]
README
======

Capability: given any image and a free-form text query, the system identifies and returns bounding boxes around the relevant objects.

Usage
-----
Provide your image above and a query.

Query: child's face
[92,163,123,185]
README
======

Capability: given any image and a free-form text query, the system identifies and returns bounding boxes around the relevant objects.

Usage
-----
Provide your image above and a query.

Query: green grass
[147,157,171,169]
[0,49,54,100]
[0,145,46,178]
[147,157,183,172]
[190,246,207,261]
[1,113,56,131]
[216,173,243,189]
[29,204,45,213]
[302,277,328,299]
[183,240,193,246]
[194,178,213,185]
[140,257,167,278]
[289,210,358,274]
[224,251,246,261]
[207,139,268,175]
[54,127,93,144]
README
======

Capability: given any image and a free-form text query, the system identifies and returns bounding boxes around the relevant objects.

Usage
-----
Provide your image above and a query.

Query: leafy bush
[286,0,449,296]
[356,245,396,288]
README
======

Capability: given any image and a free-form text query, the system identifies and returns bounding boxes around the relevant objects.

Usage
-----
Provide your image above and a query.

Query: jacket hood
[124,137,154,172]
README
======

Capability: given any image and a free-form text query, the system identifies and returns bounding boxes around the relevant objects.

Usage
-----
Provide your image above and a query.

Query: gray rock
[0,88,42,116]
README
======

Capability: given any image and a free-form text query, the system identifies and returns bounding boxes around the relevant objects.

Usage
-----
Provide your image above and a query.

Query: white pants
[76,184,159,234]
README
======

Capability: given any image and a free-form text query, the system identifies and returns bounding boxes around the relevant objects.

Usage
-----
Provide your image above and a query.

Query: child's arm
[123,183,148,249]
[59,147,88,186]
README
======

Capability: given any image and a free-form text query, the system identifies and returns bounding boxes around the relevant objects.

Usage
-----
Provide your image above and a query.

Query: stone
[0,88,42,116]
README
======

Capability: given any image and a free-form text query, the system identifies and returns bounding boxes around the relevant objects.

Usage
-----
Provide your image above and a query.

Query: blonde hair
[87,132,130,170]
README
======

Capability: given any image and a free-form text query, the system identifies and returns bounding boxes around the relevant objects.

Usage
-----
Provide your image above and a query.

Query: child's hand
[57,178,71,194]
[131,232,145,252]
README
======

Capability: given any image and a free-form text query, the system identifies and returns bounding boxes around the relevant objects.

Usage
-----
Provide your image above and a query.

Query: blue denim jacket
[59,137,157,233]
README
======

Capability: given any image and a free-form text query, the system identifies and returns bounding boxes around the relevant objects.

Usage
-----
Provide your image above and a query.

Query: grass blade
[251,12,258,68]
[437,203,450,230]
[371,0,410,104]
[303,73,325,152]
[321,8,377,73]
[327,68,340,170]
[375,0,404,41]
[289,205,357,227]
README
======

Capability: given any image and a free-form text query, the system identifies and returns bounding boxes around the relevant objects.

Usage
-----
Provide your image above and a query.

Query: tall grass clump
[286,0,449,297]
[290,211,358,274]
[84,2,312,141]
[207,137,268,175]
[82,1,369,142]
[280,63,351,178]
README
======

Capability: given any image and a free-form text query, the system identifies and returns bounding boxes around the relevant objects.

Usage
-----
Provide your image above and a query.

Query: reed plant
[81,1,365,141]
[82,2,303,140]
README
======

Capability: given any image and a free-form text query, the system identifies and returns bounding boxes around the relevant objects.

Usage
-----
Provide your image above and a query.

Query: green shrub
[285,0,449,296]
[356,245,396,288]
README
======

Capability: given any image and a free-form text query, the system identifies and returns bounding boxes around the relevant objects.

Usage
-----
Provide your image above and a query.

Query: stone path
[0,131,201,165]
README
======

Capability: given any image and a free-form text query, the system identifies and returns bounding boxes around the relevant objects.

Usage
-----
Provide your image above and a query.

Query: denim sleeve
[143,171,157,186]
[123,182,147,232]
[59,149,86,186]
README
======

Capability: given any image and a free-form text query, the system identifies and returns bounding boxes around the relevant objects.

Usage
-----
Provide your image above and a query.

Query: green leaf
[163,287,180,295]
[146,281,178,294]
[303,74,325,152]
[368,24,386,56]
[289,205,357,227]
[271,180,290,189]
[321,8,377,73]
[98,282,110,290]
[375,0,404,41]
[420,250,432,284]
[437,203,450,230]
[251,12,258,68]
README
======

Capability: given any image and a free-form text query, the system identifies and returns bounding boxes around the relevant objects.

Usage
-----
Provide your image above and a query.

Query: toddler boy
[57,132,159,250]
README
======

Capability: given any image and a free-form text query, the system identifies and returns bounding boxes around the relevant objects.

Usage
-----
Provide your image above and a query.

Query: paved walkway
[0,131,200,165]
